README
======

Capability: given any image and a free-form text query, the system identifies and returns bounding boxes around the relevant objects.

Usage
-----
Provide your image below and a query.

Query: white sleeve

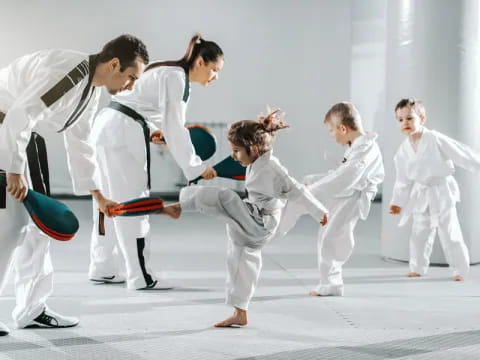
[302,172,329,185]
[306,146,371,196]
[390,151,412,207]
[162,71,206,180]
[274,171,328,223]
[435,131,480,172]
[63,90,101,195]
[0,78,53,174]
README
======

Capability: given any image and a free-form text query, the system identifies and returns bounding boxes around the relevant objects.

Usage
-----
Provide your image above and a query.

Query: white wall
[0,0,352,193]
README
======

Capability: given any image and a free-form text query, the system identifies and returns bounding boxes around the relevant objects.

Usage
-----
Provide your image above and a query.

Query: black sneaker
[0,321,9,336]
[137,280,174,290]
[90,275,126,284]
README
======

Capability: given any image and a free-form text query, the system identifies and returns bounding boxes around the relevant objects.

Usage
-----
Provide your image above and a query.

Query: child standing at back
[277,102,384,296]
[161,109,328,327]
[390,98,480,281]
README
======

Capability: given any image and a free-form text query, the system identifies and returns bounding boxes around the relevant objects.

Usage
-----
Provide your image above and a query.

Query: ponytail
[145,33,223,72]
[258,109,289,134]
[228,108,289,156]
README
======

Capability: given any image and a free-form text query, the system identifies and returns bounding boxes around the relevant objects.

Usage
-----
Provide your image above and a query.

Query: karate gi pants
[180,186,272,310]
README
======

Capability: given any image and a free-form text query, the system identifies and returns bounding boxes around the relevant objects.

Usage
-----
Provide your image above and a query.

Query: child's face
[229,142,257,167]
[326,117,349,145]
[395,106,425,135]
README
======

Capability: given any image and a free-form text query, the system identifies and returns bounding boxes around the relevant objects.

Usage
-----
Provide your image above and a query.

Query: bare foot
[214,308,247,327]
[309,291,322,296]
[453,275,464,281]
[159,203,181,219]
[406,272,421,278]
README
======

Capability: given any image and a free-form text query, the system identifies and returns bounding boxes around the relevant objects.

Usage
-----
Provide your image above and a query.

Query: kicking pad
[190,155,246,184]
[107,197,164,217]
[98,197,164,236]
[0,175,79,241]
[154,124,217,161]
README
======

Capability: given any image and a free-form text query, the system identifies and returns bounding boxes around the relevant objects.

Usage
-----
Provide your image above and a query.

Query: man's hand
[6,173,28,202]
[90,190,118,217]
[320,213,328,226]
[201,167,217,180]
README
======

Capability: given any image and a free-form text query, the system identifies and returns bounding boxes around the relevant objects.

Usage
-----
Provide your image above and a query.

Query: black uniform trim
[57,55,98,133]
[0,170,5,209]
[137,237,154,286]
[182,71,190,102]
[41,59,89,108]
[26,132,50,196]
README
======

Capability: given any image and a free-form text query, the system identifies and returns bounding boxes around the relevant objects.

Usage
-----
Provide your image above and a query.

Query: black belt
[0,131,50,209]
[107,101,151,189]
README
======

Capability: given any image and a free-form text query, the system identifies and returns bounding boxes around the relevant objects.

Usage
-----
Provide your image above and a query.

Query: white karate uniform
[89,66,206,289]
[179,150,328,310]
[277,133,384,295]
[391,127,480,277]
[0,50,101,327]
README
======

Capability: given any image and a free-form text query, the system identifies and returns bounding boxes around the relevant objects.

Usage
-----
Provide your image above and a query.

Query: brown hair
[395,98,426,117]
[144,33,223,73]
[324,102,362,131]
[97,34,149,71]
[228,109,289,156]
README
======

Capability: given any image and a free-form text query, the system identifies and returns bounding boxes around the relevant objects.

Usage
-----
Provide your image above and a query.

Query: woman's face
[192,56,224,86]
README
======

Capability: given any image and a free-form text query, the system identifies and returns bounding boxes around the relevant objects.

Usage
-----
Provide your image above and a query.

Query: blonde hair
[324,102,362,131]
[228,109,289,156]
[395,98,426,117]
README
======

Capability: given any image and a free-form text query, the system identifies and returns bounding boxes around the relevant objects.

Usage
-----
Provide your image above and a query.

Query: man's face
[104,56,145,95]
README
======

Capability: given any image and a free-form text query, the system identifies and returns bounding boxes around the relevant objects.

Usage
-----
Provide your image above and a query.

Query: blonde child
[390,98,480,281]
[161,109,328,327]
[277,102,384,296]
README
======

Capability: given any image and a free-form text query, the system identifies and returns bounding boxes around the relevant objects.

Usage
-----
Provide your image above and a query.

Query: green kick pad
[191,155,246,184]
[188,125,217,161]
[0,174,78,241]
[23,190,79,241]
[157,125,217,161]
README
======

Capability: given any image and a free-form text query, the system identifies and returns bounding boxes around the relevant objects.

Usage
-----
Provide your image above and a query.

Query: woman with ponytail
[160,109,329,327]
[88,34,224,291]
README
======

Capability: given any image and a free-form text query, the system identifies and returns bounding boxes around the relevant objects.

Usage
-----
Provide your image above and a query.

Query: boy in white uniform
[0,35,149,335]
[277,102,384,296]
[390,98,480,281]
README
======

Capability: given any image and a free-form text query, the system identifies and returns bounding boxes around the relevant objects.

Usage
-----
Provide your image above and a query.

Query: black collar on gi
[183,69,190,102]
[41,54,98,133]
[57,54,97,132]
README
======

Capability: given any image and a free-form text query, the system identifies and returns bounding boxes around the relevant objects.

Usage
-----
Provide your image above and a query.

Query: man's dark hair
[97,34,149,71]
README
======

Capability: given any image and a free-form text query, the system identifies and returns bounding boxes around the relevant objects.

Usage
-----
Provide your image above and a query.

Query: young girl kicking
[161,109,328,327]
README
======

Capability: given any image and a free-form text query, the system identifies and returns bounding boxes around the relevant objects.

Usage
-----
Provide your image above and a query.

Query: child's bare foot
[214,308,247,327]
[309,291,321,296]
[159,203,181,219]
[453,275,464,281]
[406,272,421,278]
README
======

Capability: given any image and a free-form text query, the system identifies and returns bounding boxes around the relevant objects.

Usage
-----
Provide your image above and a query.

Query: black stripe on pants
[137,238,154,286]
